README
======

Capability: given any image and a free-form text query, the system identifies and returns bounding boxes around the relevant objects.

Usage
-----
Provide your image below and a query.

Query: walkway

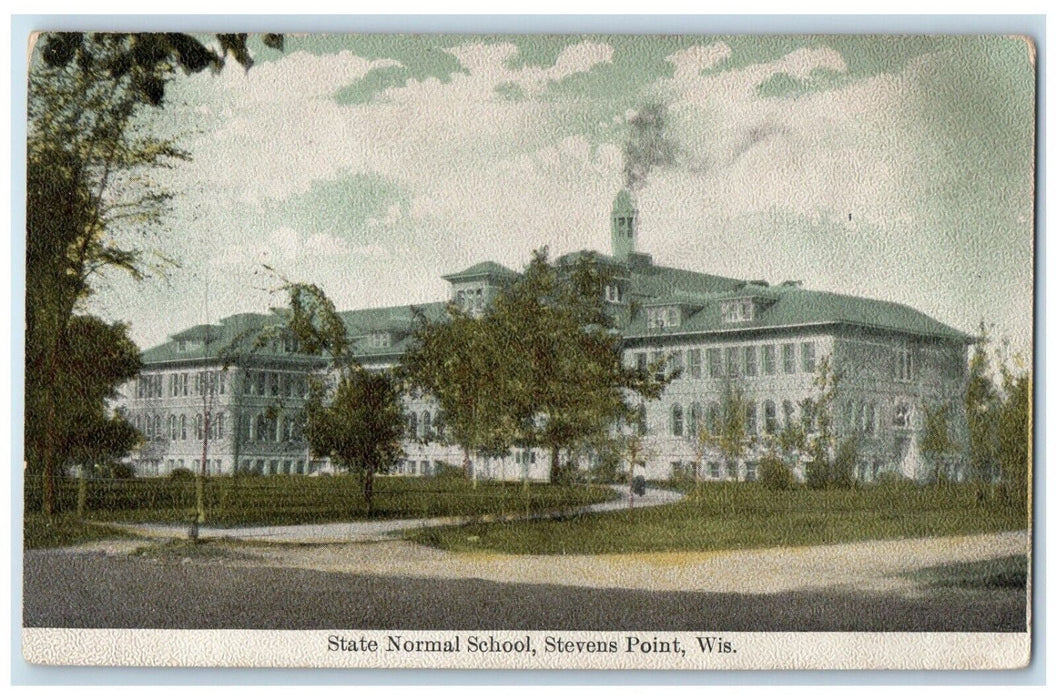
[105,484,683,544]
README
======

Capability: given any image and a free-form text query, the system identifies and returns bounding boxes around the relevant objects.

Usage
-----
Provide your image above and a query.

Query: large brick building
[121,190,973,482]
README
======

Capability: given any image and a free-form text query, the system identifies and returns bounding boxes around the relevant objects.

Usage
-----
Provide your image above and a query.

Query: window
[651,351,664,382]
[707,348,722,378]
[782,344,796,374]
[195,414,204,440]
[270,372,280,396]
[865,403,876,436]
[169,414,177,440]
[706,402,721,434]
[181,373,188,396]
[897,344,915,381]
[721,300,754,323]
[801,342,816,373]
[637,404,647,436]
[801,399,817,433]
[369,333,391,349]
[762,345,776,375]
[688,349,702,378]
[783,400,796,429]
[421,411,431,440]
[179,414,187,440]
[216,412,225,440]
[635,353,647,373]
[745,403,757,435]
[407,412,417,438]
[893,402,911,428]
[764,400,777,434]
[605,284,622,303]
[725,347,740,377]
[708,461,721,479]
[669,350,684,376]
[689,402,702,436]
[743,346,757,376]
[647,306,680,329]
[745,461,758,482]
[671,404,684,437]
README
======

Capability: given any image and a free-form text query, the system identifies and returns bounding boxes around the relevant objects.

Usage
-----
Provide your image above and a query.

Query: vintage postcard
[21,31,1035,671]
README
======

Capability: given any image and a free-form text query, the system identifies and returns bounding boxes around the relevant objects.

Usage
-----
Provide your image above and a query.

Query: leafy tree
[490,250,669,481]
[278,282,406,514]
[27,32,281,515]
[304,367,405,514]
[695,379,753,480]
[997,361,1031,510]
[921,403,959,482]
[400,308,519,483]
[965,324,1001,483]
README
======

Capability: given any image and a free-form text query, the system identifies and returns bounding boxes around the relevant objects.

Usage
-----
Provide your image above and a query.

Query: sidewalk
[105,484,684,544]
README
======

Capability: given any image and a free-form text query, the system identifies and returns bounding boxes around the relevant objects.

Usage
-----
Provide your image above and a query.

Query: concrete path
[104,484,683,544]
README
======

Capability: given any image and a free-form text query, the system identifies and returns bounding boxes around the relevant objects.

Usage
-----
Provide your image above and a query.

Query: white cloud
[666,42,732,81]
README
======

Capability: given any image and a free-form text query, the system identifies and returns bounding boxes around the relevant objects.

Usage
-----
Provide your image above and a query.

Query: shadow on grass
[909,555,1028,591]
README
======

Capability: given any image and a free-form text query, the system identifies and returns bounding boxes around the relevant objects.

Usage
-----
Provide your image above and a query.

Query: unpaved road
[23,531,1028,631]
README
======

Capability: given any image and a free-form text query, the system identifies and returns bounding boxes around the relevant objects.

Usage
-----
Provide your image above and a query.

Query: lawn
[23,475,617,534]
[23,513,131,551]
[408,482,1030,555]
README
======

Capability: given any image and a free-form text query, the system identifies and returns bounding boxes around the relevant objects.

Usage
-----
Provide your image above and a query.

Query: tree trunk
[364,466,374,516]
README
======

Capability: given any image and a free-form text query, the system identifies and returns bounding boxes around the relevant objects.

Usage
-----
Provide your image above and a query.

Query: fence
[23,474,613,525]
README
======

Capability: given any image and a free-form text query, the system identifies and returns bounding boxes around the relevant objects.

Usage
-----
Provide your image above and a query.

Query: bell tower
[611,188,637,261]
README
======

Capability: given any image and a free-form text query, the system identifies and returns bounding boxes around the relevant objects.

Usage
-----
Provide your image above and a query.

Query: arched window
[421,411,432,440]
[689,402,702,436]
[255,414,268,442]
[407,412,417,439]
[782,400,796,429]
[764,400,777,434]
[195,414,204,440]
[169,414,177,440]
[179,414,187,440]
[671,403,684,437]
[745,403,757,435]
[637,404,647,435]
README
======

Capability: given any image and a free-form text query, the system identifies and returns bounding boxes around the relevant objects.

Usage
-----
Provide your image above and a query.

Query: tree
[695,379,753,481]
[921,403,959,482]
[400,308,519,484]
[26,32,281,515]
[997,360,1031,509]
[304,367,405,514]
[278,282,406,514]
[965,324,1001,483]
[490,250,669,481]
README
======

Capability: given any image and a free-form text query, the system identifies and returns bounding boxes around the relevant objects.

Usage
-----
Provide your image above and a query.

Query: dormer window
[721,299,755,323]
[368,332,391,349]
[646,306,680,329]
[605,284,622,303]
[175,339,202,352]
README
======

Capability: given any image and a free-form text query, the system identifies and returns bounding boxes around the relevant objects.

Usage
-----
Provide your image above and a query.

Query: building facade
[122,189,972,482]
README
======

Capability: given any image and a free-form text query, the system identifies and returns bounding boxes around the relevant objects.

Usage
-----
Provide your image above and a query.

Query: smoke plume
[622,102,679,191]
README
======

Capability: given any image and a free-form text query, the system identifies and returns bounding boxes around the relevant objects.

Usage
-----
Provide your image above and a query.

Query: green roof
[623,284,971,342]
[441,260,519,282]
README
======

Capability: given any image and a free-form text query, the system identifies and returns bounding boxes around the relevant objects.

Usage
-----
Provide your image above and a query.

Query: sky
[78,34,1036,358]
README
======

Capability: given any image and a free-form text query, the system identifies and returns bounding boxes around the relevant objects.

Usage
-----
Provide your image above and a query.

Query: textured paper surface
[22,31,1035,671]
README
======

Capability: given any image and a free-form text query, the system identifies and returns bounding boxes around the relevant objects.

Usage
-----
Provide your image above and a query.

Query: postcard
[21,31,1035,670]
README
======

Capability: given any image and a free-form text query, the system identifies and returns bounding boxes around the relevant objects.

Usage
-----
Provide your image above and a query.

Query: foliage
[964,325,1031,510]
[921,403,959,481]
[279,281,408,514]
[400,307,519,477]
[26,32,280,515]
[303,368,406,514]
[694,379,753,477]
[758,452,795,490]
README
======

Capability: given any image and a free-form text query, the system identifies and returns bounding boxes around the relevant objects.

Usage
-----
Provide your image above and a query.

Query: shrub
[759,454,795,490]
[168,467,194,481]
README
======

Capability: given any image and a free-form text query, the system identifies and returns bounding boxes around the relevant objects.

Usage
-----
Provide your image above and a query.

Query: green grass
[407,482,1030,555]
[24,475,617,528]
[23,512,131,550]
